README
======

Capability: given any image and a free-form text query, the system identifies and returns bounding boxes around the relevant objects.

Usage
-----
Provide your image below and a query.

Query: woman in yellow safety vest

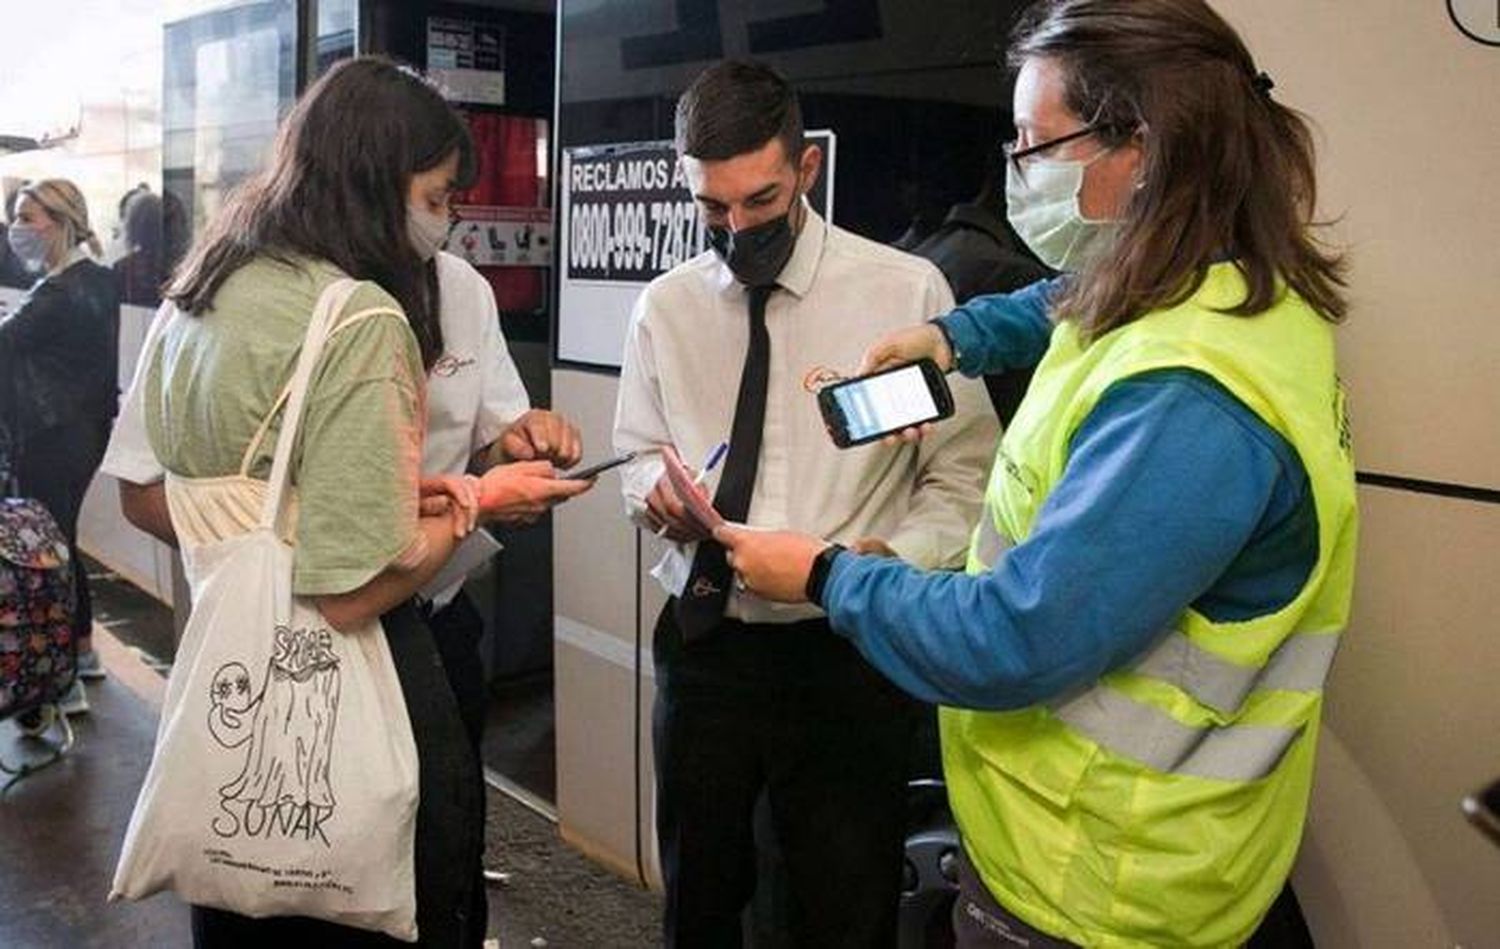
[716,1,1358,945]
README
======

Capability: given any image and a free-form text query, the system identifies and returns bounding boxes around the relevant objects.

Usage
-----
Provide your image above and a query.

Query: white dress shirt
[613,206,998,625]
[102,251,531,605]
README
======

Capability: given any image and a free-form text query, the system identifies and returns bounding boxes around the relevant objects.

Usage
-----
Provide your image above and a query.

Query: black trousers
[427,590,491,938]
[653,602,917,949]
[192,601,485,947]
[427,590,488,756]
[11,418,110,646]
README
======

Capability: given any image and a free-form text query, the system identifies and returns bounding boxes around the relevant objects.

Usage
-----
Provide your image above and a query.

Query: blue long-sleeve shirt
[819,282,1317,710]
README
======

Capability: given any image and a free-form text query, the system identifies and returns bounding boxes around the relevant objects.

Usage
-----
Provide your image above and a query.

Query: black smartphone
[1462,775,1500,849]
[563,451,637,480]
[817,359,955,448]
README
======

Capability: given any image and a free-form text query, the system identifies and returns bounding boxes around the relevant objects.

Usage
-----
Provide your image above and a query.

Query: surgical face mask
[707,190,802,287]
[1005,153,1119,273]
[407,205,451,261]
[7,222,50,270]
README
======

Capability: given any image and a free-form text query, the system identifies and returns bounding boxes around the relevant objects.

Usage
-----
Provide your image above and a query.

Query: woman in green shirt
[146,57,585,947]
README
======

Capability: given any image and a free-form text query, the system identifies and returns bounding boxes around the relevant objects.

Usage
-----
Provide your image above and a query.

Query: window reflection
[164,1,298,253]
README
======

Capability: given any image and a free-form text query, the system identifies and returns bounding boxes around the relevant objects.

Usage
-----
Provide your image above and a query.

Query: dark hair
[1010,0,1347,337]
[167,56,476,367]
[122,191,162,267]
[675,60,804,164]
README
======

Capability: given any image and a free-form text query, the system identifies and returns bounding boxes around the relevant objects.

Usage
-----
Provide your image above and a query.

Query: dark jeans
[653,602,916,949]
[11,418,110,647]
[192,601,485,947]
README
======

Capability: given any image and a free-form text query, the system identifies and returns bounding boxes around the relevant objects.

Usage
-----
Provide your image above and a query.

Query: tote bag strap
[237,303,406,480]
[257,278,361,534]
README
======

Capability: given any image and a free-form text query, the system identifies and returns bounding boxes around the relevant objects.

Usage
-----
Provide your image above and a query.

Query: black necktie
[676,284,774,641]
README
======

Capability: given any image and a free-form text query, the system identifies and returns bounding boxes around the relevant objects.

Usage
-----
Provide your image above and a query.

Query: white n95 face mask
[1006,154,1119,274]
[407,206,451,261]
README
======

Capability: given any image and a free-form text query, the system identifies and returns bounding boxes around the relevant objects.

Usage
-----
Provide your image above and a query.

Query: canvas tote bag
[110,279,421,940]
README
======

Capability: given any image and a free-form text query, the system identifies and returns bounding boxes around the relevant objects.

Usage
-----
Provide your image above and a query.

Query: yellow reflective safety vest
[943,264,1358,947]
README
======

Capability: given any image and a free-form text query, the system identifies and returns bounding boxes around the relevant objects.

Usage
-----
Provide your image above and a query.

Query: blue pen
[692,440,730,487]
[654,440,730,539]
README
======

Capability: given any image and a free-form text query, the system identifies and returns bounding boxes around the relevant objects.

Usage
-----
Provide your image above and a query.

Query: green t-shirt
[146,255,425,596]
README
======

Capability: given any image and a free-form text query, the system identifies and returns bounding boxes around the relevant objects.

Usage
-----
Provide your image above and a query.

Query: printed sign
[427,17,506,104]
[450,205,553,267]
[557,130,835,368]
[564,148,706,283]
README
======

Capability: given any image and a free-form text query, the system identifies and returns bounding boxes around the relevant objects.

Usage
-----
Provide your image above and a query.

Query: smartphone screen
[831,363,941,443]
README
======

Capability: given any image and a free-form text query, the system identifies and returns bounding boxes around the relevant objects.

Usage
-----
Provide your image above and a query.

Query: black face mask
[707,196,800,287]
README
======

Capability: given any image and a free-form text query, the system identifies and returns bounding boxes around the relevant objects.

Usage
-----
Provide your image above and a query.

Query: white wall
[1217,1,1500,489]
[551,367,663,888]
[1215,2,1500,943]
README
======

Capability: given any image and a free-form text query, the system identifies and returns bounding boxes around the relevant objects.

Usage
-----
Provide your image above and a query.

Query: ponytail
[19,178,101,263]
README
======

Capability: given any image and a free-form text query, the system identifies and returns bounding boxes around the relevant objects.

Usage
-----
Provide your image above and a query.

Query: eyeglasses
[1002,124,1102,182]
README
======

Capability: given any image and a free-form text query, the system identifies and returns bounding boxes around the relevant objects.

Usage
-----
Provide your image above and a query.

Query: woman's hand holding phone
[851,323,954,447]
[858,322,954,376]
[477,460,593,527]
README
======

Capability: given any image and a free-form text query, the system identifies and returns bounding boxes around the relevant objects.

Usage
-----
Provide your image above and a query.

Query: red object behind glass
[456,112,545,313]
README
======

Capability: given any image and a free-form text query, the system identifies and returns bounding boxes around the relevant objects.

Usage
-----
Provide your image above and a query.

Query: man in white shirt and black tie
[614,59,997,948]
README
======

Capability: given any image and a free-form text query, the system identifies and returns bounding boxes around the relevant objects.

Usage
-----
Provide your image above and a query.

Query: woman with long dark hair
[136,56,579,946]
[0,178,119,715]
[716,1,1359,945]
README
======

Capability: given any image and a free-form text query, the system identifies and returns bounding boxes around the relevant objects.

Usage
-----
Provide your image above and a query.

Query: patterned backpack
[0,495,77,722]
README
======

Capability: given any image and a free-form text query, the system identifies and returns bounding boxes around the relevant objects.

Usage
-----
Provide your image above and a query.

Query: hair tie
[1252,71,1275,98]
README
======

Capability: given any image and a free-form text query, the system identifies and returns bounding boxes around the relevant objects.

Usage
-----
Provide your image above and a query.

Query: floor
[485,791,659,948]
[482,673,557,804]
[87,554,177,668]
[0,634,187,947]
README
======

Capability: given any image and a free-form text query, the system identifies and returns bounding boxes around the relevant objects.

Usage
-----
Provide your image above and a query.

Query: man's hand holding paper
[662,445,726,535]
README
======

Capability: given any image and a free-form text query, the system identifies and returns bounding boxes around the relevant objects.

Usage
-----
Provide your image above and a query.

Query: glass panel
[0,1,302,653]
[316,0,360,77]
[164,1,299,249]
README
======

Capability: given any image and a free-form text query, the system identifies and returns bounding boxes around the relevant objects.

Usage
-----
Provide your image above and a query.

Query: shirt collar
[712,198,827,300]
[774,200,825,299]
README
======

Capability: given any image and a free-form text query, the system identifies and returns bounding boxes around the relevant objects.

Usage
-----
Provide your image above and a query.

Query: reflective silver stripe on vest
[1052,687,1304,782]
[972,511,1012,566]
[1259,632,1341,693]
[1131,630,1342,714]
